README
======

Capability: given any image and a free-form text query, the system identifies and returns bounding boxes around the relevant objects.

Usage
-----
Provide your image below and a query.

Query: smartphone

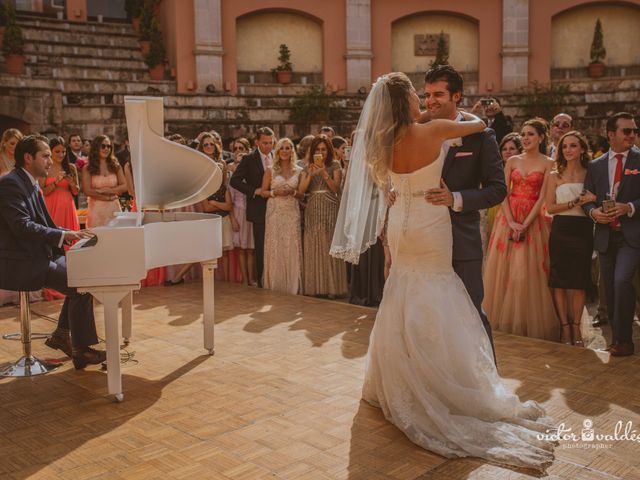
[313,153,324,167]
[602,198,616,213]
[344,146,351,161]
[480,98,492,106]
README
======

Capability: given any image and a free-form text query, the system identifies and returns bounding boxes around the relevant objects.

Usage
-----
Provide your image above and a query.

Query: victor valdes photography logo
[538,419,640,449]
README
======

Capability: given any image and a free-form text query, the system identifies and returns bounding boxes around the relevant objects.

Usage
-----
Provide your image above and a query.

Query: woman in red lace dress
[483,118,559,341]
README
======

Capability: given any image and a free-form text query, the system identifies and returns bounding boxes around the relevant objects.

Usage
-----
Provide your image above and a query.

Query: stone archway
[236,10,323,84]
[551,2,640,79]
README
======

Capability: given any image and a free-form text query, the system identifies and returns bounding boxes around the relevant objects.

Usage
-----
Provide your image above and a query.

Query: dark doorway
[0,116,30,136]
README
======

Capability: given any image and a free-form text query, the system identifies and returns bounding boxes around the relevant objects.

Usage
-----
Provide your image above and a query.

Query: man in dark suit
[230,127,275,286]
[583,112,640,357]
[421,65,507,361]
[0,134,105,368]
[66,133,85,165]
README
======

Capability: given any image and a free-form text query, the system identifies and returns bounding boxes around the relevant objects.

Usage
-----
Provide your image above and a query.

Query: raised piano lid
[124,96,222,215]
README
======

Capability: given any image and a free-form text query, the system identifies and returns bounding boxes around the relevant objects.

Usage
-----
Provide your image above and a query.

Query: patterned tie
[263,154,271,171]
[611,153,624,228]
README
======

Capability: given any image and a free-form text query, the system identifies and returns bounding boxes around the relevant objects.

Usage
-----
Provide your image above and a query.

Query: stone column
[193,0,224,92]
[501,0,529,91]
[345,0,372,93]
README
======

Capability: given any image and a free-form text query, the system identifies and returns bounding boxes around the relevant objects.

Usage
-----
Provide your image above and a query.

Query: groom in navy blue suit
[583,112,640,356]
[419,66,507,361]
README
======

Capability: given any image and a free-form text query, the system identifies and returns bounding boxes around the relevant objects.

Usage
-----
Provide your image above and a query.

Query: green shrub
[138,0,156,41]
[290,85,339,124]
[590,19,606,64]
[272,44,293,73]
[519,82,571,120]
[2,23,24,55]
[430,31,449,67]
[144,19,165,68]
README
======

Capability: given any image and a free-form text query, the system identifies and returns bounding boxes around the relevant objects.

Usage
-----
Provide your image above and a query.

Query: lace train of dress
[363,150,555,471]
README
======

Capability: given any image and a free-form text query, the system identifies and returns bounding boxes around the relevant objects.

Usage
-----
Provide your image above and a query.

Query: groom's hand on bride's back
[425,179,454,207]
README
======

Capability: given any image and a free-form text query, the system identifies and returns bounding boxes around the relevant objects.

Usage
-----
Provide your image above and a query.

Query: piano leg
[202,261,216,355]
[120,291,133,346]
[82,287,134,402]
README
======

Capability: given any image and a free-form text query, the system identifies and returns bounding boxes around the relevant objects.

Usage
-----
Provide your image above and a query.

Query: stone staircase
[0,14,365,142]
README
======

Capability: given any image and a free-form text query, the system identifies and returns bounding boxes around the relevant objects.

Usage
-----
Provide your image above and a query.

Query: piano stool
[0,292,60,377]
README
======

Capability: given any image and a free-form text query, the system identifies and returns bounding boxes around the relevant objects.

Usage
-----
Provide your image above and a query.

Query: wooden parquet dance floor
[1,282,639,480]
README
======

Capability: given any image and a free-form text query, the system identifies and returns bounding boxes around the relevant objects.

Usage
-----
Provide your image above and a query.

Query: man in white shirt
[230,127,275,286]
[583,112,640,356]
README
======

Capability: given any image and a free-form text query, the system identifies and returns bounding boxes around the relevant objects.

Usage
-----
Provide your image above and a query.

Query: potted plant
[144,19,165,80]
[125,0,143,32]
[272,44,293,84]
[2,4,25,75]
[588,18,606,78]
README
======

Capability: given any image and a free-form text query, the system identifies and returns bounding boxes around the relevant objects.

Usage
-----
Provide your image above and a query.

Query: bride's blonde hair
[366,72,414,186]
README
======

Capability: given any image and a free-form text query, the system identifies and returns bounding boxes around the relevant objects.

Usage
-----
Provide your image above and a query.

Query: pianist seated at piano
[0,134,107,369]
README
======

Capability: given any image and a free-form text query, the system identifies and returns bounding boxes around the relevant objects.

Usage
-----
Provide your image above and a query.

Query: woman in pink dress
[82,135,127,228]
[40,137,80,232]
[484,118,559,341]
[228,137,256,286]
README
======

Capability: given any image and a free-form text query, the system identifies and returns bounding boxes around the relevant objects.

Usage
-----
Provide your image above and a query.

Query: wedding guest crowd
[1,105,638,357]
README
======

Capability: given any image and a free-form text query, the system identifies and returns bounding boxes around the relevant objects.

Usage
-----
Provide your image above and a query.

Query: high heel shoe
[561,323,572,345]
[572,322,584,347]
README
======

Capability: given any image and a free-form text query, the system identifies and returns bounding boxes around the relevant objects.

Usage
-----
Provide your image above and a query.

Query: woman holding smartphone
[41,136,80,233]
[298,135,347,297]
[544,131,595,346]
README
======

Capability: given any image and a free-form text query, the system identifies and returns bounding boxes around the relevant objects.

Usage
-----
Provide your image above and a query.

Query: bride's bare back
[392,117,486,174]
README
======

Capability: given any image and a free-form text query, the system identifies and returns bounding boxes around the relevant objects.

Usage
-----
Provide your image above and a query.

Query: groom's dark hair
[424,65,464,99]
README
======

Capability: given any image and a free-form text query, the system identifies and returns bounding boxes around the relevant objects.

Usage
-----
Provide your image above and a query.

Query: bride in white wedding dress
[331,73,555,472]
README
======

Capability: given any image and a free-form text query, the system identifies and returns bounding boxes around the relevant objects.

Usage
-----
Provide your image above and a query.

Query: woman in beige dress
[261,138,303,294]
[299,135,347,297]
[82,135,127,228]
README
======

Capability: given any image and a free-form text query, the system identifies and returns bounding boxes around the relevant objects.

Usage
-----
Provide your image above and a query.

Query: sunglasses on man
[619,128,639,136]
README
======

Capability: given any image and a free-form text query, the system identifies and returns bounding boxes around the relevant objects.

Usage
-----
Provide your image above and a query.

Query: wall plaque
[414,33,450,56]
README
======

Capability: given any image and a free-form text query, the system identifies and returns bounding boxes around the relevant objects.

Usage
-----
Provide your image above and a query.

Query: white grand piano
[67,96,223,402]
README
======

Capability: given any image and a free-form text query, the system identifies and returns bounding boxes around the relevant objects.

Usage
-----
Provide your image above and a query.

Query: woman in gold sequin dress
[298,135,347,297]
